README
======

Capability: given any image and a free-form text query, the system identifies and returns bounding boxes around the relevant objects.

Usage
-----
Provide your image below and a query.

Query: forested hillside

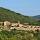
[0,7,40,25]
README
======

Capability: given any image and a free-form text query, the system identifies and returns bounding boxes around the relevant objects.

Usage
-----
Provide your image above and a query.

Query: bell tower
[18,21,20,24]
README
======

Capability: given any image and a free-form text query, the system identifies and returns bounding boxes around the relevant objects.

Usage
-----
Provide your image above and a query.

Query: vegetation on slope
[0,7,40,25]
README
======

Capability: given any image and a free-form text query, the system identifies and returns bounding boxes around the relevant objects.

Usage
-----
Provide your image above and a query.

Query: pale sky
[0,0,40,16]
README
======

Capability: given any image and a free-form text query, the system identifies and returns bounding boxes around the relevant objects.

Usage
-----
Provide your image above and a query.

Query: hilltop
[0,7,40,25]
[0,7,29,23]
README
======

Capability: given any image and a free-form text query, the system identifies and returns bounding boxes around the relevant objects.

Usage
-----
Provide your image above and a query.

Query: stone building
[4,21,11,27]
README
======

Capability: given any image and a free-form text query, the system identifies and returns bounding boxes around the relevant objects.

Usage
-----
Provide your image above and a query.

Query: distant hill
[0,7,40,25]
[33,15,40,20]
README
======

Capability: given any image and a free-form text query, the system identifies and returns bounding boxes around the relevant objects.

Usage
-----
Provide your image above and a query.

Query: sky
[0,0,40,16]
